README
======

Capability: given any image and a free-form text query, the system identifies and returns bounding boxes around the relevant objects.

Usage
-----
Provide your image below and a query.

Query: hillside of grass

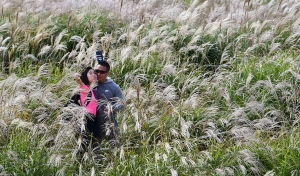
[1,0,300,175]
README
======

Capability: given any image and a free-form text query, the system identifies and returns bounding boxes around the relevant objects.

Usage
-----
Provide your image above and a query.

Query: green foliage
[0,128,60,175]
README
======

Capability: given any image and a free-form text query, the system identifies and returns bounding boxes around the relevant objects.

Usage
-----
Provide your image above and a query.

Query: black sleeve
[64,93,81,107]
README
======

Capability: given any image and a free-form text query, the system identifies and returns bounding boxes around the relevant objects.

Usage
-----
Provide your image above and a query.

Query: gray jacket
[93,78,124,126]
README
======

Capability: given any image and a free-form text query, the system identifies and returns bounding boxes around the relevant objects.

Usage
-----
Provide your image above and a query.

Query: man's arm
[112,84,124,112]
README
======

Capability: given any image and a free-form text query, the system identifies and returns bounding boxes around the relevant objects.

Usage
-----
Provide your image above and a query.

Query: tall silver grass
[1,0,300,175]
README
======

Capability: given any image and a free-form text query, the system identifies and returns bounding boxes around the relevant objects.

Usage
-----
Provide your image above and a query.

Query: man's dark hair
[98,60,110,71]
[80,66,93,85]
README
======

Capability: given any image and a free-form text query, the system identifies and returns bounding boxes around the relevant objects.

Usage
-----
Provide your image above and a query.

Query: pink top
[79,85,97,116]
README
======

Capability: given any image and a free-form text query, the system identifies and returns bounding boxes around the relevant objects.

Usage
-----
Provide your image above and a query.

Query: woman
[73,66,99,139]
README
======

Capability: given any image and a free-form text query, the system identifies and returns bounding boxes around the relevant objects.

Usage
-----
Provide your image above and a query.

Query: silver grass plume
[0,47,7,57]
[245,43,266,56]
[6,150,18,162]
[0,164,6,176]
[159,5,183,22]
[123,87,145,104]
[133,111,141,132]
[76,50,89,65]
[250,79,276,96]
[10,118,33,129]
[161,64,176,76]
[231,126,256,143]
[203,122,221,143]
[162,153,168,162]
[38,45,52,57]
[245,101,264,114]
[215,167,231,176]
[99,32,114,57]
[230,107,247,119]
[151,81,176,103]
[92,30,103,42]
[283,32,300,47]
[120,46,132,64]
[164,142,172,154]
[180,117,192,139]
[0,22,11,33]
[183,93,199,109]
[91,167,95,176]
[48,154,62,167]
[253,118,280,132]
[155,152,160,163]
[119,145,125,161]
[180,156,188,167]
[175,10,192,24]
[218,118,229,128]
[1,36,10,46]
[239,164,247,175]
[55,104,86,151]
[203,106,219,118]
[23,54,38,62]
[238,149,262,176]
[0,119,7,139]
[35,63,51,80]
[54,29,67,46]
[170,168,178,176]
[67,50,78,61]
[220,43,233,64]
[69,35,86,51]
[259,30,275,43]
[201,150,214,162]
[178,69,201,98]
[129,24,145,45]
[275,81,293,102]
[169,128,179,138]
[264,170,275,176]
[51,29,68,54]
[268,43,281,55]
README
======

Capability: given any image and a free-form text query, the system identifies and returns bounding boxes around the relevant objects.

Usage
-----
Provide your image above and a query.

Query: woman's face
[87,69,97,84]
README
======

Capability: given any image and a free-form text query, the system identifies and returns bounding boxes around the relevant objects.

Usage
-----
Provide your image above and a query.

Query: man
[93,60,124,147]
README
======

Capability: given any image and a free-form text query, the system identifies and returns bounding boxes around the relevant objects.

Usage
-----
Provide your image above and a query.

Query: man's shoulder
[106,78,120,86]
[94,80,120,89]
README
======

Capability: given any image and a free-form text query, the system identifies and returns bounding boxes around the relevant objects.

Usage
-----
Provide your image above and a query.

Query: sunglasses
[94,69,108,74]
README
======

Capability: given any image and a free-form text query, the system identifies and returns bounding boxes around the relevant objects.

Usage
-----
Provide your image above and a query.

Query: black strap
[84,91,92,107]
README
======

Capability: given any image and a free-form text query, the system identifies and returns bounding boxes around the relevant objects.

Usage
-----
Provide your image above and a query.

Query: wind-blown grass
[1,0,300,175]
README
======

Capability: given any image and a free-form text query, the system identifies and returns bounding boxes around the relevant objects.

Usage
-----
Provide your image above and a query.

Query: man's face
[95,64,109,83]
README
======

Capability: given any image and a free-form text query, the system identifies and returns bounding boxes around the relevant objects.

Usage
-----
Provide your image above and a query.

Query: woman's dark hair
[80,66,93,85]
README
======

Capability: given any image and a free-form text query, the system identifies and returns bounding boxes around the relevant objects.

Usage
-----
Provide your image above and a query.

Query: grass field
[1,0,300,175]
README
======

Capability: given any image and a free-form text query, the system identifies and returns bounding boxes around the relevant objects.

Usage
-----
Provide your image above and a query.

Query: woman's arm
[74,73,83,85]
